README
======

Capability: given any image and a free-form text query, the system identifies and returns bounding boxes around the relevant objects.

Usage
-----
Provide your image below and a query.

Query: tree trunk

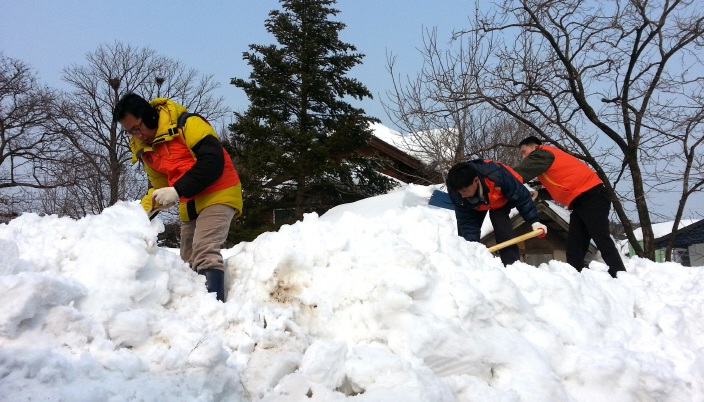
[627,147,655,259]
[295,180,305,221]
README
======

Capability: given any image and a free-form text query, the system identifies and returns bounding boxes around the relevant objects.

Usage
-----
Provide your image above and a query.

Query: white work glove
[532,222,547,238]
[152,187,180,206]
[530,190,538,201]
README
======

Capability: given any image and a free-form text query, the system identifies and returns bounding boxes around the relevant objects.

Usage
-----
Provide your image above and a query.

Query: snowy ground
[0,184,702,402]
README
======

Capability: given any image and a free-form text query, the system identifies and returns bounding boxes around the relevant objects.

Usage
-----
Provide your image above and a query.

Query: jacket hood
[149,98,189,136]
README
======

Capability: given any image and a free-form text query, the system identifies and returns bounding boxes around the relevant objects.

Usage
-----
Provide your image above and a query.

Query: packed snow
[1,184,702,402]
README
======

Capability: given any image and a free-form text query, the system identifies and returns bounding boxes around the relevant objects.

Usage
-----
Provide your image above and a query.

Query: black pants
[567,184,626,277]
[489,205,520,266]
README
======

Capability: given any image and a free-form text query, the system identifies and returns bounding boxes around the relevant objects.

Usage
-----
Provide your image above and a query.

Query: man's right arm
[455,206,484,242]
[513,149,555,182]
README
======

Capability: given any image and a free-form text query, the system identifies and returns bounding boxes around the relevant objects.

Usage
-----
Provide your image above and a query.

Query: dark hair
[112,93,159,129]
[519,136,542,147]
[446,163,478,192]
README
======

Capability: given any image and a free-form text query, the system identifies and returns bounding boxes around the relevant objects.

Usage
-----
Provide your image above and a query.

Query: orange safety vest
[475,161,523,211]
[142,135,240,202]
[536,145,602,206]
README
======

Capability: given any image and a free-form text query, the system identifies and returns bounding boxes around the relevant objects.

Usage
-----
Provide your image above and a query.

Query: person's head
[519,136,542,159]
[113,93,159,143]
[446,163,481,198]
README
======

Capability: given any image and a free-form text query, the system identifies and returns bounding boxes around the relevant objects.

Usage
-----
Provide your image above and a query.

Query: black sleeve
[513,149,554,182]
[173,135,225,198]
[448,189,486,241]
[455,206,487,242]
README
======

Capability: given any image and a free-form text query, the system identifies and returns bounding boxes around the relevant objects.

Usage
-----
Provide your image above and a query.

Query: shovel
[487,229,544,253]
[147,202,176,220]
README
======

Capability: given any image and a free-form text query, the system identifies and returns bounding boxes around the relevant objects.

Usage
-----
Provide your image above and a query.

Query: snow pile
[0,184,703,401]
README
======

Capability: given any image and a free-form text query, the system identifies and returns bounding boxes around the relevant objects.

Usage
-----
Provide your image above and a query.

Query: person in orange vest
[514,136,626,278]
[113,93,243,301]
[446,160,547,266]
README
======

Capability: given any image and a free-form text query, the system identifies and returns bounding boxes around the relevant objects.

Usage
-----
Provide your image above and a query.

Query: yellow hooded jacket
[131,98,242,221]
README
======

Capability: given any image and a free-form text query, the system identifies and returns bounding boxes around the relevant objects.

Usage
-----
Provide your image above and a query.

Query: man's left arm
[173,118,225,198]
[513,149,553,183]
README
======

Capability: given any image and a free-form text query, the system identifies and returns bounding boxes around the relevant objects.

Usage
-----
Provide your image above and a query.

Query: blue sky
[1,0,476,130]
[3,0,701,221]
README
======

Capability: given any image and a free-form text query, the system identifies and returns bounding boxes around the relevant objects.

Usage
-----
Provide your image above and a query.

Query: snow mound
[0,186,702,402]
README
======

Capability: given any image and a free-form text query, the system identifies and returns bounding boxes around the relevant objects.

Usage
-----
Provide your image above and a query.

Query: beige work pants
[180,204,236,272]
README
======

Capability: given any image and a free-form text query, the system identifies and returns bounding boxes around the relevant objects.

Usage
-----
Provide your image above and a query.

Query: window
[273,208,296,224]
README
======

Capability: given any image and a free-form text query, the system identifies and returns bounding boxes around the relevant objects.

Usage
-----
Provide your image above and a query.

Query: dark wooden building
[270,131,438,223]
[480,198,601,267]
[360,136,439,185]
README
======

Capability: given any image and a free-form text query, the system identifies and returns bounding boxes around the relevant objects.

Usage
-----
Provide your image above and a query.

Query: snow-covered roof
[632,220,699,241]
[545,200,572,223]
[370,122,449,165]
[369,122,403,148]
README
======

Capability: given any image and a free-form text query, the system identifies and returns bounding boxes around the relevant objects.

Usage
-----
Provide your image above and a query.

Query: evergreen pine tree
[227,0,394,238]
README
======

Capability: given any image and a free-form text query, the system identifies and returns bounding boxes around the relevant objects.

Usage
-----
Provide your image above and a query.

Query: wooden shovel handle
[487,229,544,253]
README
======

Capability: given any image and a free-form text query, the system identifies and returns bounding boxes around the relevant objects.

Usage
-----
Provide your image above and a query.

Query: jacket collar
[130,98,189,163]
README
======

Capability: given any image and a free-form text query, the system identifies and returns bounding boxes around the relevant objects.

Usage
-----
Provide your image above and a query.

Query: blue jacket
[447,160,540,242]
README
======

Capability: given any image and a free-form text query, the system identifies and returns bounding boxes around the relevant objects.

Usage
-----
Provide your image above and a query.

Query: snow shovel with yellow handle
[487,229,544,253]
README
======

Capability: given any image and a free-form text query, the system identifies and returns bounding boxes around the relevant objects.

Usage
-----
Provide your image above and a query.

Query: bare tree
[651,91,704,260]
[47,42,229,216]
[388,0,704,259]
[384,29,529,178]
[0,54,75,216]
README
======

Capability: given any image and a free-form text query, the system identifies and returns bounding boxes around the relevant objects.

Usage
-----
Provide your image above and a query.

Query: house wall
[478,201,601,268]
[554,249,567,262]
[690,243,704,267]
[483,220,601,268]
[512,222,567,266]
[629,241,691,264]
[628,241,666,262]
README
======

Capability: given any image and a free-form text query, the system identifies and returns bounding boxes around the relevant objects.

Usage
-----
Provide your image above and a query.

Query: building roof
[653,218,704,248]
[365,124,441,185]
[631,219,699,241]
[370,123,452,165]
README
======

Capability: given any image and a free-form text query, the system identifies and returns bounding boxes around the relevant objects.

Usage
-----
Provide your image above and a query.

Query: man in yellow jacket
[113,93,242,301]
